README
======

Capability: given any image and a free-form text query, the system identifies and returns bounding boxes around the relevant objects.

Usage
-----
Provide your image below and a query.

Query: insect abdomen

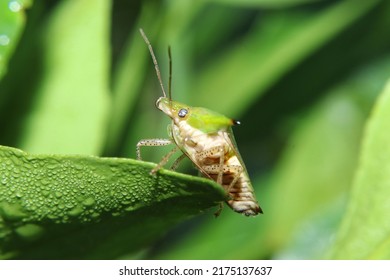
[226,173,262,216]
[173,122,262,216]
[205,156,262,216]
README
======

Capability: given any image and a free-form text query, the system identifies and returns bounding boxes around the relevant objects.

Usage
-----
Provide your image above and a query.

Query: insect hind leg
[151,145,179,174]
[196,145,226,184]
[226,165,243,193]
[202,164,243,191]
[201,162,243,217]
[170,153,187,171]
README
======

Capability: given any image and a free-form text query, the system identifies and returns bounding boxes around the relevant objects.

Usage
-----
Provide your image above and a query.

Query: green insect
[137,29,262,216]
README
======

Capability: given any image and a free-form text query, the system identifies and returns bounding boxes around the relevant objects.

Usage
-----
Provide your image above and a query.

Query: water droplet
[131,170,138,175]
[68,205,83,217]
[65,202,74,209]
[8,1,22,12]
[47,214,57,220]
[82,197,95,207]
[0,35,10,46]
[125,205,136,212]
[111,212,121,217]
[91,212,100,219]
[121,199,132,205]
[46,161,58,169]
[41,178,50,185]
[1,177,7,185]
[0,202,26,221]
[15,224,44,241]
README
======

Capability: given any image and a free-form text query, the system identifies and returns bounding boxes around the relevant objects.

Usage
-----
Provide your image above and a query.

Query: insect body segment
[137,29,262,216]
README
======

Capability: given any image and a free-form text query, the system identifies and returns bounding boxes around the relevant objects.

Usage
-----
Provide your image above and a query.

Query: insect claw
[150,167,159,175]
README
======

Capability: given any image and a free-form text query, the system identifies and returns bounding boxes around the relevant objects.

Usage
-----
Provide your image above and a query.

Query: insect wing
[171,135,215,181]
[222,128,252,183]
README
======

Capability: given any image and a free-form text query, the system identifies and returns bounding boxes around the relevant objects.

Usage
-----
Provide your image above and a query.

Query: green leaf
[189,0,381,116]
[18,0,110,155]
[262,93,364,256]
[106,1,161,154]
[329,79,390,259]
[0,145,226,259]
[0,0,32,80]
[272,57,390,259]
[207,0,322,8]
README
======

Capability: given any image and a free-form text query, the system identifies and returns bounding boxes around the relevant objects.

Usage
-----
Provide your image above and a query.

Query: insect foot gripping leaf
[137,28,262,217]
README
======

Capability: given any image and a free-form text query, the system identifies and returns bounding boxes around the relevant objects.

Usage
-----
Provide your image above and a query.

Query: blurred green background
[1,0,390,259]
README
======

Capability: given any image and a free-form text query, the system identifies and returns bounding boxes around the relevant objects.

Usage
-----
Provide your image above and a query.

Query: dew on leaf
[0,202,27,221]
[0,35,10,46]
[8,0,22,12]
[82,197,95,207]
[68,205,83,217]
[15,224,44,242]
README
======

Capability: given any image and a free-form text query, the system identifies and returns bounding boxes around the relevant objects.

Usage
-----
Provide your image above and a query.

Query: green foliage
[0,145,225,259]
[0,0,390,259]
[329,80,390,259]
[0,0,32,79]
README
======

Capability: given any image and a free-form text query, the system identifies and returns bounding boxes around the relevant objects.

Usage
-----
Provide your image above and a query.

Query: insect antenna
[168,46,172,102]
[139,28,167,98]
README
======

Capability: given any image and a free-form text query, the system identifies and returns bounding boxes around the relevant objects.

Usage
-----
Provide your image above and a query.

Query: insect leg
[210,148,224,217]
[226,165,243,193]
[217,146,225,185]
[195,146,235,217]
[151,145,179,174]
[136,139,172,160]
[214,203,224,218]
[214,146,229,217]
[202,164,242,187]
[202,163,243,217]
[196,145,226,184]
[170,153,187,171]
[196,145,225,161]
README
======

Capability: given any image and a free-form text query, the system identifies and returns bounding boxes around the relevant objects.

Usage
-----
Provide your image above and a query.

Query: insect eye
[178,108,188,118]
